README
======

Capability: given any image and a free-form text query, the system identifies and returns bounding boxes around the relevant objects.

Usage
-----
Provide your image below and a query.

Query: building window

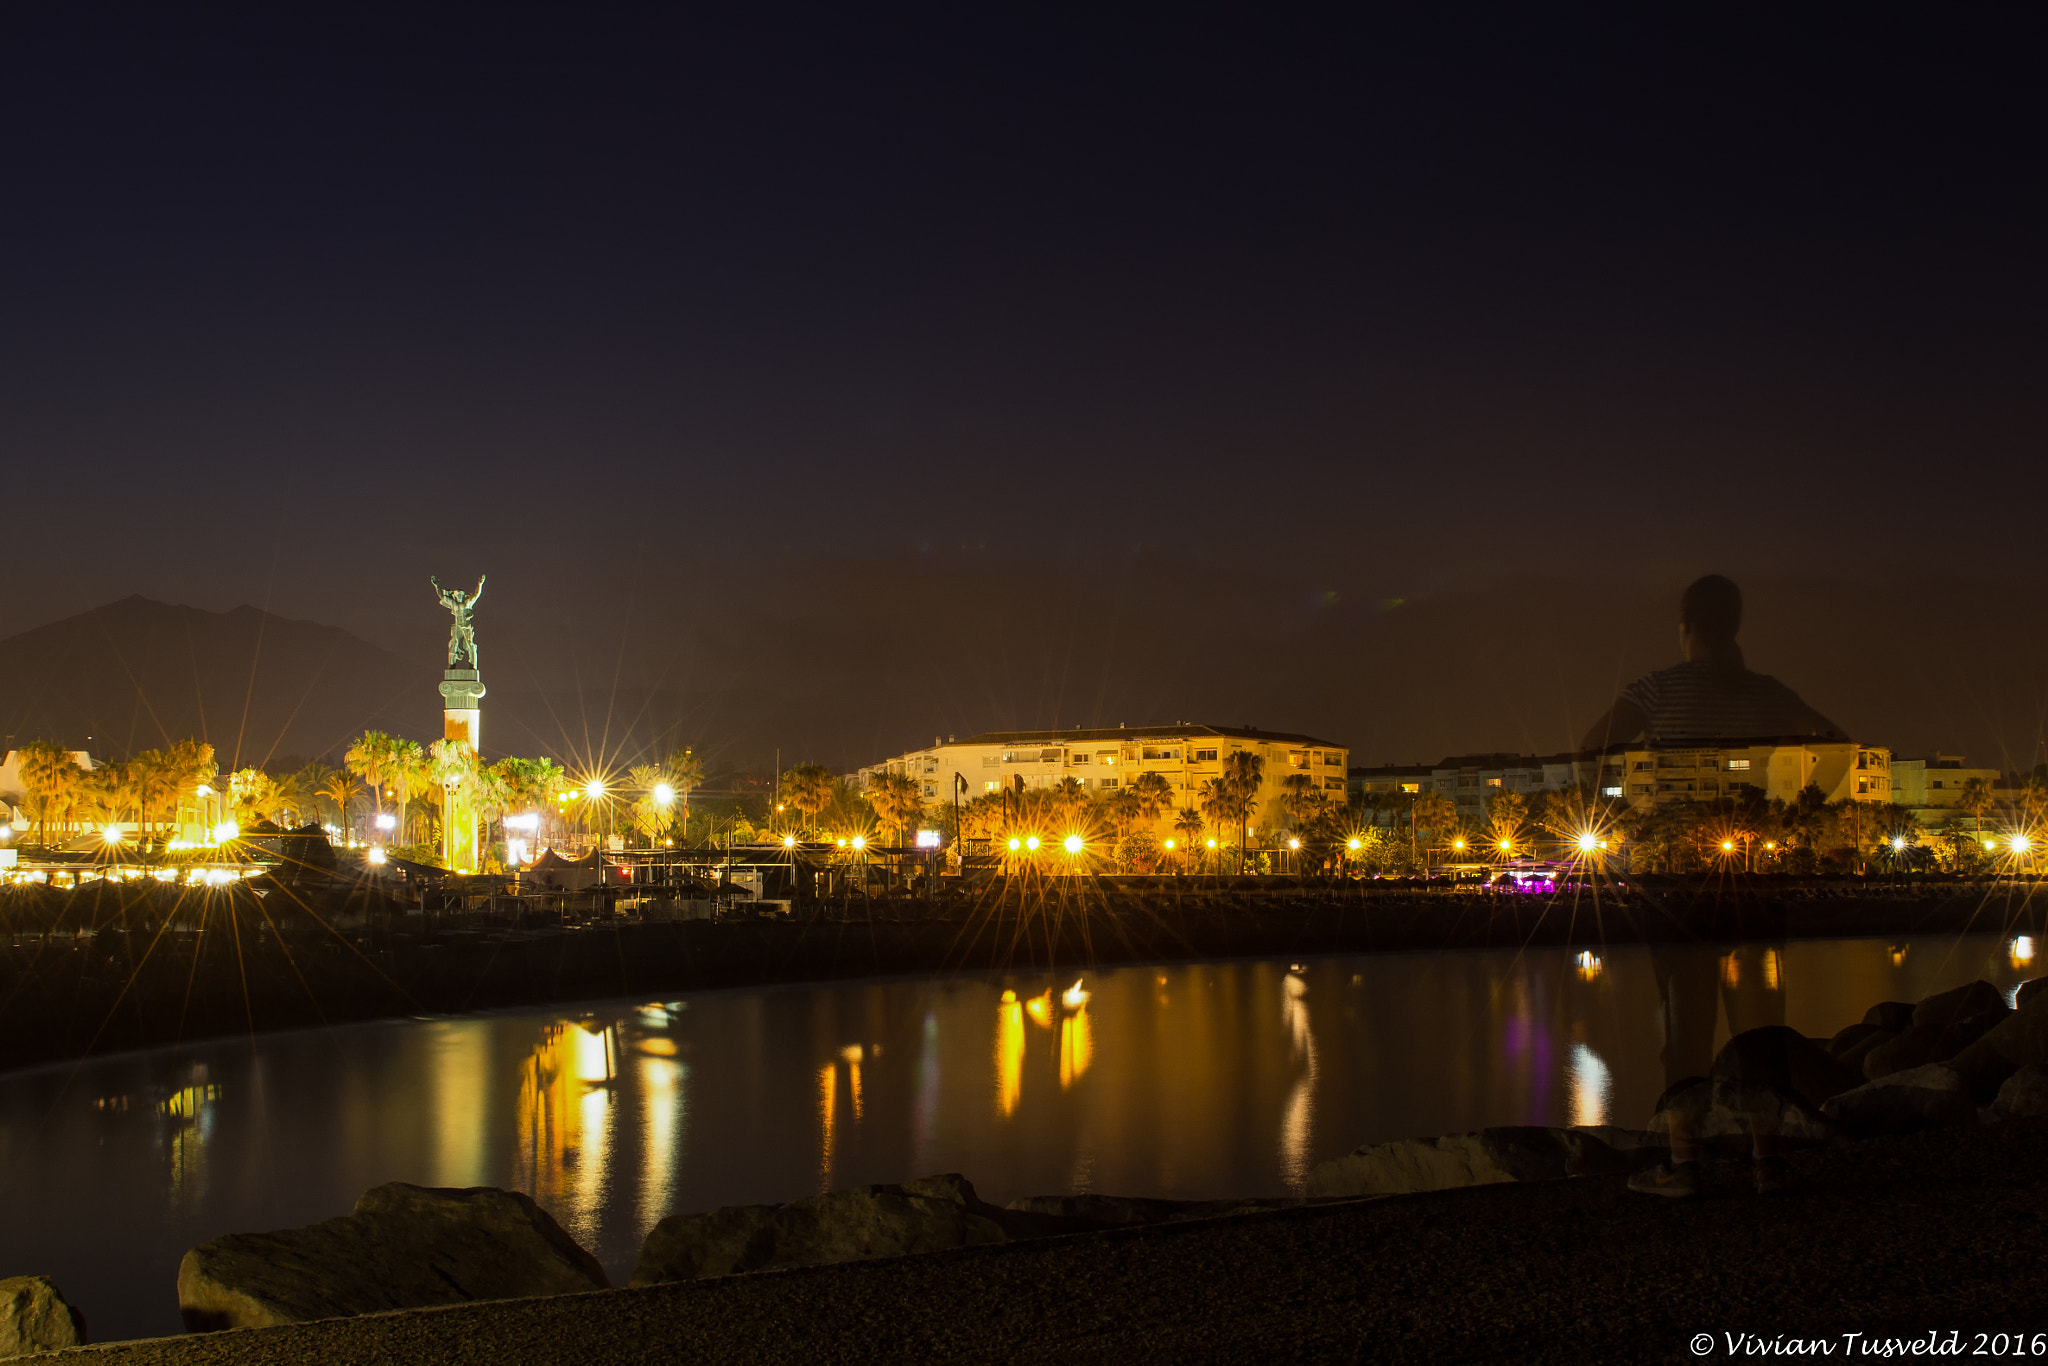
[1632,784,1651,795]
[1289,750,1309,768]
[1604,786,1623,797]
[1099,752,1117,765]
[1485,777,1502,787]
[1858,780,1868,793]
[1400,782,1419,793]
[984,782,999,792]
[1933,780,1945,790]
[982,756,1000,767]
[1071,752,1091,764]
[923,784,936,797]
[1325,754,1342,765]
[1191,749,1217,762]
[1727,759,1750,771]
[1099,777,1118,789]
[1040,749,1061,763]
[1324,778,1344,790]
[1144,746,1182,761]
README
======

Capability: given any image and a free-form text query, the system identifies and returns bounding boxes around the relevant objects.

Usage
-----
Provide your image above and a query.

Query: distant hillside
[0,596,438,766]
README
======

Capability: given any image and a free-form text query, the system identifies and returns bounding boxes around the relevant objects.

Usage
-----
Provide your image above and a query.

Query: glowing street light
[1025,835,1041,852]
[1890,836,1907,852]
[1496,840,1511,853]
[2013,834,2033,854]
[851,835,865,850]
[1346,838,1361,852]
[1163,838,1176,850]
[1063,834,1083,854]
[102,826,122,846]
[653,783,675,806]
[1206,838,1217,850]
[1008,836,1023,852]
[1451,838,1465,852]
[1576,832,1598,853]
[368,847,387,865]
[585,779,606,801]
[782,835,796,849]
[376,812,397,831]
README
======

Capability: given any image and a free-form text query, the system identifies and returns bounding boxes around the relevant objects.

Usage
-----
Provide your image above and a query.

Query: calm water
[0,935,2035,1342]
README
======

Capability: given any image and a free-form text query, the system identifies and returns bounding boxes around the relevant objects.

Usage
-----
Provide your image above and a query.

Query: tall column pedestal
[438,668,486,872]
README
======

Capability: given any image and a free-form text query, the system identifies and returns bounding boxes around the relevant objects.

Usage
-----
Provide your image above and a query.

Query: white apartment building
[1612,739,1891,807]
[859,724,1350,834]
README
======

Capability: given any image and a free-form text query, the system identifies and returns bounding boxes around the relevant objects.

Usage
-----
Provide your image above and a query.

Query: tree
[346,732,395,827]
[864,771,925,849]
[628,762,679,844]
[1484,789,1530,859]
[1173,806,1206,868]
[1220,750,1266,871]
[1278,773,1328,831]
[387,739,431,844]
[666,749,704,831]
[1411,791,1458,859]
[1957,776,1995,843]
[317,768,363,843]
[230,767,279,823]
[778,763,837,833]
[1128,770,1174,826]
[15,741,81,847]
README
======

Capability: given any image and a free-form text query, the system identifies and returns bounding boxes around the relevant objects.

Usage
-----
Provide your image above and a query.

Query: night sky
[4,8,2045,771]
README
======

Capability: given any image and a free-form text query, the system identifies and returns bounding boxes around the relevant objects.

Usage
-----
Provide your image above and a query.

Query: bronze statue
[431,575,485,669]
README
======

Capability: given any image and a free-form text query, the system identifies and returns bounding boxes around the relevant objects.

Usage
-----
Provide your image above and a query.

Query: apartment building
[1890,753,2000,829]
[1611,739,1891,807]
[860,724,1350,833]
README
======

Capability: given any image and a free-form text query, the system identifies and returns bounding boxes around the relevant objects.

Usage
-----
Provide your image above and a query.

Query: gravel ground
[53,1119,2048,1365]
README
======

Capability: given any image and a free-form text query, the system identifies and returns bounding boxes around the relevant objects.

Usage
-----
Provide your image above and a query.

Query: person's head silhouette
[1679,574,1743,668]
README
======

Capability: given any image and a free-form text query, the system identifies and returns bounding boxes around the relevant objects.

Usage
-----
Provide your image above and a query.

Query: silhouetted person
[1580,574,1844,753]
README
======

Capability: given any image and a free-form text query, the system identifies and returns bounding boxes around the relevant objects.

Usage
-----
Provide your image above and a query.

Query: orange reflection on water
[1059,1005,1092,1088]
[515,1020,618,1249]
[1024,989,1053,1029]
[817,1063,837,1191]
[1279,972,1317,1187]
[996,993,1025,1117]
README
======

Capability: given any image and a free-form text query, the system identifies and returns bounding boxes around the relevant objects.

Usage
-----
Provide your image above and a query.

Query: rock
[1821,1064,1978,1136]
[1004,1194,1296,1226]
[1864,1001,1917,1032]
[0,1276,87,1355]
[1863,1007,2010,1080]
[1567,1125,1668,1153]
[1647,1081,1841,1145]
[1827,1022,1884,1058]
[1950,992,2048,1099]
[1990,1066,2048,1120]
[1710,1025,1863,1106]
[1302,1126,1640,1199]
[178,1183,607,1332]
[1835,1027,1897,1073]
[1913,979,2005,1029]
[2017,977,2047,1011]
[631,1174,1010,1287]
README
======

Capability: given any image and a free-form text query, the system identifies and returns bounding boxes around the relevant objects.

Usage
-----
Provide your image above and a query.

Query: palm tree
[388,739,431,845]
[15,741,81,848]
[864,771,925,849]
[346,731,394,829]
[317,769,363,843]
[1173,805,1206,870]
[430,739,482,868]
[1221,750,1265,873]
[667,748,704,833]
[778,763,837,835]
[628,762,677,845]
[1484,789,1530,859]
[1957,776,1994,845]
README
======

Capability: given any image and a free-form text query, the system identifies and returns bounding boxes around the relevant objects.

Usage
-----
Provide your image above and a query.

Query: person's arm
[1580,695,1646,754]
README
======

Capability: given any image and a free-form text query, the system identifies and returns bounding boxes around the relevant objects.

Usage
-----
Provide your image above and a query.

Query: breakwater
[2,875,2040,1070]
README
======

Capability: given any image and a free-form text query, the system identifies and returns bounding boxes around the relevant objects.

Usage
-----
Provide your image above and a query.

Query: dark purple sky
[3,8,2044,768]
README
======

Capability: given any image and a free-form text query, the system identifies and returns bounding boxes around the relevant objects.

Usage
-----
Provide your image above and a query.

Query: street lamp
[1063,834,1083,854]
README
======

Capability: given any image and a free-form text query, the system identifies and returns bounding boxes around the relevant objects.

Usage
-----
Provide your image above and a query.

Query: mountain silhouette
[0,596,437,766]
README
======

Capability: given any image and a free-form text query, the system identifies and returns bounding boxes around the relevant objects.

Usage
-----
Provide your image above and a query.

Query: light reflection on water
[0,935,2035,1343]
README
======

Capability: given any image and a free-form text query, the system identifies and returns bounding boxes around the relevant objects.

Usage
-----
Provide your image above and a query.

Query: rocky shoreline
[4,879,2040,1069]
[9,966,2044,1360]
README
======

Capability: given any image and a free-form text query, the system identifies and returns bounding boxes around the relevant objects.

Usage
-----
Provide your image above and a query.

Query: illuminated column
[439,667,485,872]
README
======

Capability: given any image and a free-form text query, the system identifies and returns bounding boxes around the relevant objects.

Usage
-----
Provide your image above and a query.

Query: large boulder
[2017,977,2047,1011]
[178,1183,608,1331]
[1990,1066,2048,1120]
[1863,1007,2009,1080]
[1914,979,2006,1028]
[1827,1022,1885,1058]
[1303,1127,1640,1199]
[1864,1001,1917,1032]
[0,1276,87,1355]
[1951,994,2048,1099]
[1821,1064,1977,1136]
[631,1174,1010,1287]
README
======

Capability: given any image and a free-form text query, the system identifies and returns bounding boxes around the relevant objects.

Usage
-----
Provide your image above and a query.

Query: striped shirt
[1618,662,1840,744]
